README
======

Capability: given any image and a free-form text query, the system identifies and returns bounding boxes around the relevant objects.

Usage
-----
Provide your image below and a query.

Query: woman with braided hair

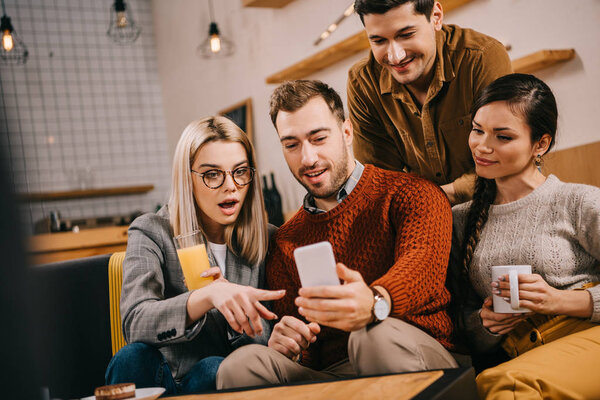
[448,73,600,398]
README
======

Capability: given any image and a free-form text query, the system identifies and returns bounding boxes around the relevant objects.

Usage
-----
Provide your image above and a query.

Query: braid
[462,178,496,276]
[458,177,496,306]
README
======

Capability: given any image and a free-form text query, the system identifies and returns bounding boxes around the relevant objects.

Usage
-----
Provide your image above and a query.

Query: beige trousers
[217,318,458,389]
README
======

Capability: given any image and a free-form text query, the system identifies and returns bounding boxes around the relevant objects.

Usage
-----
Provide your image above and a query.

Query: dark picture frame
[219,98,253,142]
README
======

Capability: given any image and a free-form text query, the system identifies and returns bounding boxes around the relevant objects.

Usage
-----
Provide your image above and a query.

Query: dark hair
[269,80,345,128]
[458,73,558,301]
[354,0,435,23]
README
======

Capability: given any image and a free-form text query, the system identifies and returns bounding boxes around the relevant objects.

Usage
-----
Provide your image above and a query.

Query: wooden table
[164,368,477,400]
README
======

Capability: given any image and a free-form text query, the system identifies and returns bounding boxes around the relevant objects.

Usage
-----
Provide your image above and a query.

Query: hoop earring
[534,154,544,172]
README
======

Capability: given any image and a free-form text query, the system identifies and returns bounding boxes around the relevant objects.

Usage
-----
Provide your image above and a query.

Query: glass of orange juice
[174,230,213,290]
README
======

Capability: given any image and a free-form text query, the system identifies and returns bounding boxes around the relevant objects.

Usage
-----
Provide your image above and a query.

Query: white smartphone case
[293,241,340,287]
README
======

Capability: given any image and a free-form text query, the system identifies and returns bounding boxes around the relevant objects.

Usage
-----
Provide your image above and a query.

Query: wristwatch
[371,287,390,323]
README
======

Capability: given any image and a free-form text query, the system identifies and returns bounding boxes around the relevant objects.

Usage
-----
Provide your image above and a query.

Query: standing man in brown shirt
[348,0,512,204]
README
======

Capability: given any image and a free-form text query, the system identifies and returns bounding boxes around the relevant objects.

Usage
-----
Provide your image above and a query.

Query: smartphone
[293,241,340,287]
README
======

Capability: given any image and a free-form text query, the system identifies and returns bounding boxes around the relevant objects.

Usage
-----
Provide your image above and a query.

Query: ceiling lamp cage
[107,0,141,44]
[0,0,28,65]
[197,0,234,59]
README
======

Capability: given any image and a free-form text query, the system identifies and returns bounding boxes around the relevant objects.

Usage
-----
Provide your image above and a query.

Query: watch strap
[370,287,387,323]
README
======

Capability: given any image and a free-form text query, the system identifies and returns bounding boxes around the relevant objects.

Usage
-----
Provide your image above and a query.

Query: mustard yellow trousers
[476,317,600,400]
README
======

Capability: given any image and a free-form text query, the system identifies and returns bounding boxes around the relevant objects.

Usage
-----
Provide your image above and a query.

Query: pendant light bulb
[210,34,221,53]
[116,11,128,28]
[2,29,13,52]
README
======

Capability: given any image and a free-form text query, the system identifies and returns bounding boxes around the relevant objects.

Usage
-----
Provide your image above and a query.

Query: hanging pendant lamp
[197,0,234,59]
[0,0,28,65]
[107,0,141,44]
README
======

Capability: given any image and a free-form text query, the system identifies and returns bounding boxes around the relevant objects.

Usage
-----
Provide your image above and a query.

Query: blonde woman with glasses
[105,116,285,395]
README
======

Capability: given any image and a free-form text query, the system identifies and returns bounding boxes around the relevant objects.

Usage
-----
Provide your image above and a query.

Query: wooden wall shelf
[267,30,367,84]
[19,185,154,202]
[512,49,576,74]
[242,0,296,8]
[265,0,476,83]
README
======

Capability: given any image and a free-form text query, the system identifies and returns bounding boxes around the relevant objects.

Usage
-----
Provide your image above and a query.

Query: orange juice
[177,243,213,290]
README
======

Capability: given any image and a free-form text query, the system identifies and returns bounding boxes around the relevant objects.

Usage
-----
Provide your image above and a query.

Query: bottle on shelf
[269,172,284,227]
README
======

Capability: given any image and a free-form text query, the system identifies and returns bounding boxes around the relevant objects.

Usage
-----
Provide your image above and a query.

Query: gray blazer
[120,206,276,380]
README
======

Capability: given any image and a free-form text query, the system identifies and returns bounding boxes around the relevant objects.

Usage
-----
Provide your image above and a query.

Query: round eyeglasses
[191,166,255,189]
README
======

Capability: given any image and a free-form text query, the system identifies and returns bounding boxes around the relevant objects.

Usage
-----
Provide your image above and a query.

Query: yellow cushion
[108,251,127,355]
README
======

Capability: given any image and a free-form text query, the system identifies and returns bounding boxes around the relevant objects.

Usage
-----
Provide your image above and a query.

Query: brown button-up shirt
[348,24,512,203]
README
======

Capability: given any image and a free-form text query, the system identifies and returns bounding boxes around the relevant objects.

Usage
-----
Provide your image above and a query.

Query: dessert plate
[82,387,165,400]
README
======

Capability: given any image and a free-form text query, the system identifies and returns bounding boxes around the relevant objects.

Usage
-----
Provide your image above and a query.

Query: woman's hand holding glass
[200,266,225,282]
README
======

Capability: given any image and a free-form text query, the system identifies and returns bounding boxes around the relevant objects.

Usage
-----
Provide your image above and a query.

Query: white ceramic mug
[491,265,532,313]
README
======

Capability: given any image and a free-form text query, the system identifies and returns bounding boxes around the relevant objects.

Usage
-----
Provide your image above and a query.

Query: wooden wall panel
[543,141,600,187]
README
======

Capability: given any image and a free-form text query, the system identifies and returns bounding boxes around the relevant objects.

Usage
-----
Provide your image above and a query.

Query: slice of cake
[94,383,136,400]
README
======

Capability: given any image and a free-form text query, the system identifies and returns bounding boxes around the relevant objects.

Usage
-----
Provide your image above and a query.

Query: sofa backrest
[30,253,112,399]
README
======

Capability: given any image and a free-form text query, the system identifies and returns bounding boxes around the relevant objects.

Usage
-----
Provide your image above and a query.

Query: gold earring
[534,154,544,172]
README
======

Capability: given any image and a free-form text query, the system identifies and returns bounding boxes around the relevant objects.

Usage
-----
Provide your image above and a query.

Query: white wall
[152,0,600,214]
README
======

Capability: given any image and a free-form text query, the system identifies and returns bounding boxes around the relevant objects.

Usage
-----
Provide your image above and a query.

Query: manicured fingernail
[492,289,500,295]
[298,307,304,314]
[491,282,498,287]
[311,337,316,342]
[503,297,510,301]
[498,276,505,281]
[200,272,207,277]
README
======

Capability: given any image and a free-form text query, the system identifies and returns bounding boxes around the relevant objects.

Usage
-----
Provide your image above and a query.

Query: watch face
[374,297,390,320]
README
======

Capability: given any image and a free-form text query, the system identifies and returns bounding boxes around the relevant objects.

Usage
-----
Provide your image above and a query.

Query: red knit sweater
[266,165,454,370]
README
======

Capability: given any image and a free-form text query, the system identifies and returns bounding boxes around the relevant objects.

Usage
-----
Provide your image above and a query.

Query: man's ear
[535,133,553,156]
[431,1,443,31]
[342,119,354,147]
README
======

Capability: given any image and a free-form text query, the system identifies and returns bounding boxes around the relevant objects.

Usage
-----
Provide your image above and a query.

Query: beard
[295,146,351,200]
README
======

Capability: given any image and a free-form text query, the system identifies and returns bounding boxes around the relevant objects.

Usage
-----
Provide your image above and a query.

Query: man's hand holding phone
[296,263,374,331]
[293,241,383,332]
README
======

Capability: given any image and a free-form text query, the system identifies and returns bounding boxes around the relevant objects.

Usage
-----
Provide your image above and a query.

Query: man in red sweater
[217,80,457,389]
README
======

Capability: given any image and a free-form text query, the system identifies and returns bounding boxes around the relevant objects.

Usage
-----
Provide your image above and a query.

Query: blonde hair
[168,116,268,265]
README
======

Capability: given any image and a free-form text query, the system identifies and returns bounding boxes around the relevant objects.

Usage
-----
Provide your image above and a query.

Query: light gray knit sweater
[450,174,600,352]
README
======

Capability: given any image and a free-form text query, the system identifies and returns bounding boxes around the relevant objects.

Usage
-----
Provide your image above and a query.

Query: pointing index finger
[255,289,286,301]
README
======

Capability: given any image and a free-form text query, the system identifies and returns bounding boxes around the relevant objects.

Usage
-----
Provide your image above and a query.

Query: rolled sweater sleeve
[452,171,476,205]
